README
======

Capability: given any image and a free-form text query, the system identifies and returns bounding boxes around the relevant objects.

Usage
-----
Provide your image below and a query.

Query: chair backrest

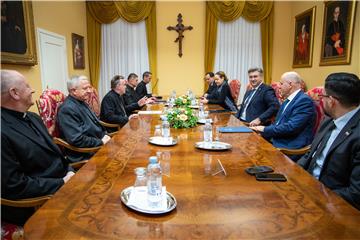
[85,86,100,117]
[229,79,241,103]
[36,89,66,137]
[271,82,284,103]
[306,86,325,134]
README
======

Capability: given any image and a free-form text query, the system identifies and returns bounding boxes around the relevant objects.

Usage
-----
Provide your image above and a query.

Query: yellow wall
[156,1,205,96]
[272,1,360,89]
[1,1,89,112]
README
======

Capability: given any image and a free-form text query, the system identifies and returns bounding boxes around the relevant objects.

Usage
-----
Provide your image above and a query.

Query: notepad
[218,126,253,133]
[138,111,163,115]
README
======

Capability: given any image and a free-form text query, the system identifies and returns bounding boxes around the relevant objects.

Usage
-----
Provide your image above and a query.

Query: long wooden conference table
[24,104,360,239]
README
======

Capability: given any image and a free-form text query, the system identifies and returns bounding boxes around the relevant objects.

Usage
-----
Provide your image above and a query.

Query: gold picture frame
[292,6,316,68]
[320,1,357,66]
[1,1,37,66]
[71,33,85,69]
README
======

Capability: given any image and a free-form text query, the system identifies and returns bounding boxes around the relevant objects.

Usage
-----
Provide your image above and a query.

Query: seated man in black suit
[100,75,146,128]
[236,67,279,126]
[203,72,216,98]
[298,72,360,210]
[57,75,111,163]
[136,71,156,100]
[1,70,74,225]
[123,73,153,114]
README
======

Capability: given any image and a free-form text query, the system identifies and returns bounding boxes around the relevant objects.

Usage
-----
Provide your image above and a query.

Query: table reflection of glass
[157,151,171,177]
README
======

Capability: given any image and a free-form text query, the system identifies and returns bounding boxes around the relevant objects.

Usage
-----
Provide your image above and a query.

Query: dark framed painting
[320,1,357,66]
[72,33,85,69]
[292,7,316,68]
[1,1,37,65]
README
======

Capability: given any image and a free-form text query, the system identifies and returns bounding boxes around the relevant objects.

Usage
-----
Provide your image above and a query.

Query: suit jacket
[136,81,151,99]
[236,83,279,124]
[207,82,238,111]
[205,81,217,96]
[298,109,360,210]
[100,90,128,128]
[57,95,106,162]
[262,91,315,149]
[1,108,70,224]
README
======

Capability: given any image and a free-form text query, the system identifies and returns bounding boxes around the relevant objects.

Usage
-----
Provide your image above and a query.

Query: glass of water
[154,125,162,137]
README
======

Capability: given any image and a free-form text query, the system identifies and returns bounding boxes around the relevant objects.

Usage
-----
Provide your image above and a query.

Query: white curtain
[99,18,150,99]
[214,17,263,105]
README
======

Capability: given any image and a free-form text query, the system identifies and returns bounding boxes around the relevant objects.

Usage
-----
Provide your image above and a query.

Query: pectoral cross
[167,13,193,57]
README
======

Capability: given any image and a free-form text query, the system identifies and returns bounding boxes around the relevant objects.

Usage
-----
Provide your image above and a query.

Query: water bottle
[162,117,170,138]
[147,156,162,208]
[199,102,204,119]
[203,119,213,142]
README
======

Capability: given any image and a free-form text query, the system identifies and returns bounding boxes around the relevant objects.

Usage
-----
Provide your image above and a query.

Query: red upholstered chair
[229,79,241,103]
[36,88,102,170]
[271,82,284,103]
[85,86,101,117]
[306,86,325,134]
[36,89,66,138]
[1,222,24,240]
[84,85,121,135]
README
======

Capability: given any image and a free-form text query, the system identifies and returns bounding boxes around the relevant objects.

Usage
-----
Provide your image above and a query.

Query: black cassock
[1,108,70,225]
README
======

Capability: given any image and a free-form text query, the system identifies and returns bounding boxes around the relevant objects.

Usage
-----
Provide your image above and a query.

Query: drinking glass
[214,127,221,142]
[134,167,147,187]
[154,125,162,137]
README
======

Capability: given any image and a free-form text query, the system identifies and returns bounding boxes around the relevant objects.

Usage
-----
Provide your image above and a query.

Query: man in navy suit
[235,67,279,126]
[250,72,315,159]
[298,72,360,210]
[1,70,74,224]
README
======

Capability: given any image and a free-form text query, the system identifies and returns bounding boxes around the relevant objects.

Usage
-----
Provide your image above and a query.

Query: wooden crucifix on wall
[167,13,193,57]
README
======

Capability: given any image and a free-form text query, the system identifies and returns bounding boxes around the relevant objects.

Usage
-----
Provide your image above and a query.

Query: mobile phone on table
[245,166,273,175]
[255,173,287,182]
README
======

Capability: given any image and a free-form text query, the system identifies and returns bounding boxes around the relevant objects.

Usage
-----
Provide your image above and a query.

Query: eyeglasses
[318,94,339,100]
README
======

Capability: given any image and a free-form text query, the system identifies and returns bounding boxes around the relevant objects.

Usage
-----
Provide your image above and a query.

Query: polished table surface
[24,104,360,239]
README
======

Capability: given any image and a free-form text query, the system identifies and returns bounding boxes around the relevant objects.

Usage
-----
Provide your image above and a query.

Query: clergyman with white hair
[56,75,111,163]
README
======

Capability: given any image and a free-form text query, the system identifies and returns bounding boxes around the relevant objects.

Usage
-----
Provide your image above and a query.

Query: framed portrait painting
[320,1,357,66]
[1,1,37,65]
[292,7,316,68]
[72,33,85,69]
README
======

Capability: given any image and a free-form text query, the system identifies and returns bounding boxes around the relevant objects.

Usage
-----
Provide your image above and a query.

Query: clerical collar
[1,107,27,120]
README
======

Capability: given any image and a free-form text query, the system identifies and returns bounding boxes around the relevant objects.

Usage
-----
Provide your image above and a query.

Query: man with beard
[298,72,360,210]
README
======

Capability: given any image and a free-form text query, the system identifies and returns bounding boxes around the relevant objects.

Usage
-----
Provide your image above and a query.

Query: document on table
[138,111,163,115]
[218,126,253,133]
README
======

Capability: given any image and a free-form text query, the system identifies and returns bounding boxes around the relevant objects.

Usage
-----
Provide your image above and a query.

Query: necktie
[240,89,256,120]
[243,89,255,108]
[308,121,336,173]
[275,99,290,124]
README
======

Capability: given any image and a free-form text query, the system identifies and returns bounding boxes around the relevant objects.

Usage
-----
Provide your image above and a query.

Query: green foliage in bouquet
[166,107,198,129]
[175,95,192,107]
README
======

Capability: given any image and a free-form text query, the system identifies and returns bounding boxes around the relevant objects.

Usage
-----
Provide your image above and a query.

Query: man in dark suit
[100,75,145,128]
[123,73,153,114]
[298,72,360,210]
[235,67,279,126]
[203,72,216,98]
[1,70,74,225]
[136,71,156,100]
[57,75,111,163]
[250,72,315,158]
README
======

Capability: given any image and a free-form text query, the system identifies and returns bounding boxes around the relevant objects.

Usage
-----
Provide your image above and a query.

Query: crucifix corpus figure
[167,13,193,57]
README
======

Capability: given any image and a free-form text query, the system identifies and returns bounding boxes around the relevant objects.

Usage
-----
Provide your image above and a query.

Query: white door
[37,28,68,94]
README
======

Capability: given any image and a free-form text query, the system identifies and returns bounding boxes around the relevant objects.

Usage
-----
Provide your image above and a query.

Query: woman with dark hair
[200,71,237,111]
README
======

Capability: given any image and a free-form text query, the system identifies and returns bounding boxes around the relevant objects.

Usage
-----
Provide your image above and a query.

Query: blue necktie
[275,99,290,124]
